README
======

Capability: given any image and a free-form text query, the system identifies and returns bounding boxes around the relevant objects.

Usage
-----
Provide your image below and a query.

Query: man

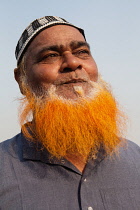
[0,16,140,210]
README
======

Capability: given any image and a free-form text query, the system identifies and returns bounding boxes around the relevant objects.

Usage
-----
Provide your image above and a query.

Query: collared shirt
[0,133,140,210]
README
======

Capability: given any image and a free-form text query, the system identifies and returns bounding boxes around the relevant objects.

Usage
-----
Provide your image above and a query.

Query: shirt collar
[18,132,106,175]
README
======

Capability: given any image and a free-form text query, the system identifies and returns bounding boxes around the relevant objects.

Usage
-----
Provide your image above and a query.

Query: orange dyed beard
[19,78,126,161]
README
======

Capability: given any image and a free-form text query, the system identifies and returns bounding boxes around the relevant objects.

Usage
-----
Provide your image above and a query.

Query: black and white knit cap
[15,16,85,65]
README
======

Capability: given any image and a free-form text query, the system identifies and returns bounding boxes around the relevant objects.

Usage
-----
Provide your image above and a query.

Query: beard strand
[19,76,127,161]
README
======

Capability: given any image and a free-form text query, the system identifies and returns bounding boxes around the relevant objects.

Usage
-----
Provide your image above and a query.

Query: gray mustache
[54,77,89,86]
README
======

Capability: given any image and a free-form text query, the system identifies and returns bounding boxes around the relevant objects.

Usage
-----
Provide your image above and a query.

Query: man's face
[25,25,98,99]
[17,24,126,159]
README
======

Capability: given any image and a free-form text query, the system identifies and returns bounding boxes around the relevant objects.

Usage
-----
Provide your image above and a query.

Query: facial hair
[19,77,126,161]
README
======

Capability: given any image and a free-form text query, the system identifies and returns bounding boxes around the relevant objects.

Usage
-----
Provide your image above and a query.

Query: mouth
[62,79,87,85]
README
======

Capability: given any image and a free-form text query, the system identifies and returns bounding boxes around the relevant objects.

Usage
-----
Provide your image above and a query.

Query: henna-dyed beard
[19,76,126,161]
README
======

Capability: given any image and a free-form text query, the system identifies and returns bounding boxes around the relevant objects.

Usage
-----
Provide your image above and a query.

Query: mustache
[54,75,90,86]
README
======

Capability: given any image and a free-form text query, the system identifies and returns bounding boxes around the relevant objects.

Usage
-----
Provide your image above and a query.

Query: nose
[60,52,82,73]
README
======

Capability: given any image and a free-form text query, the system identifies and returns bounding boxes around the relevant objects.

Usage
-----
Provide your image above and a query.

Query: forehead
[26,25,86,53]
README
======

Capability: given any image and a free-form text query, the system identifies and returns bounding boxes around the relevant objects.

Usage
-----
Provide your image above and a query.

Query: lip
[62,79,87,84]
[54,77,89,86]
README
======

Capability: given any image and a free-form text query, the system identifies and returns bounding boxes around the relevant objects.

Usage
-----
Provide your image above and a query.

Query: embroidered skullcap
[15,16,85,64]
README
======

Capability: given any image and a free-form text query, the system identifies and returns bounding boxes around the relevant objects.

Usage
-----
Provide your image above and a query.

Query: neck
[65,153,87,173]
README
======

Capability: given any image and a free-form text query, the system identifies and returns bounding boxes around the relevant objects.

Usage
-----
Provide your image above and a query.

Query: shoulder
[126,139,140,150]
[118,139,140,159]
[0,133,23,183]
[0,133,21,151]
[96,140,140,188]
[99,139,140,176]
[0,134,24,208]
[103,140,140,176]
[110,139,140,166]
[0,133,23,163]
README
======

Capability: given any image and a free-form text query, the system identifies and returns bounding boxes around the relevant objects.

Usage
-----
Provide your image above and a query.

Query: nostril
[61,65,82,73]
[62,68,73,73]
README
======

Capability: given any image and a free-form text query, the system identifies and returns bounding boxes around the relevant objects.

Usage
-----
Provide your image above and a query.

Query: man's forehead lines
[35,41,90,55]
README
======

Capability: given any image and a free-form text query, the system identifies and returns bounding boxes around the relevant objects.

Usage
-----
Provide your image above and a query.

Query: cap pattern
[15,16,85,64]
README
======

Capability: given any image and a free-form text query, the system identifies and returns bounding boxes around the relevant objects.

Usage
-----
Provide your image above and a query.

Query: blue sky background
[0,0,140,145]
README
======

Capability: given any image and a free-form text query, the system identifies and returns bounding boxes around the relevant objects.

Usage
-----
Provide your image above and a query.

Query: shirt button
[88,207,93,210]
[84,178,87,182]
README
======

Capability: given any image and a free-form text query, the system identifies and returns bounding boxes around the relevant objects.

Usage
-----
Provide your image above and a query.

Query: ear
[14,68,24,94]
[14,67,20,83]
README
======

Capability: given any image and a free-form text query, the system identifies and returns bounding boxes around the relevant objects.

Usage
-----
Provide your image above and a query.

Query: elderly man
[0,16,140,210]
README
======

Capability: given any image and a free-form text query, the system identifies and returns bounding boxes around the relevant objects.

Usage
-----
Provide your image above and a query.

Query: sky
[0,0,140,145]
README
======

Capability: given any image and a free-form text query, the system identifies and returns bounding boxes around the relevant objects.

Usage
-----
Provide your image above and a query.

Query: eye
[73,49,90,59]
[39,53,60,63]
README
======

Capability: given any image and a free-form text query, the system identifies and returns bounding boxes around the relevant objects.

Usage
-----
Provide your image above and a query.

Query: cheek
[84,60,98,82]
[28,66,59,84]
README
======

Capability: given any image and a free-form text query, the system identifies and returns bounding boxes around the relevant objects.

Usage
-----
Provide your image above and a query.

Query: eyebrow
[70,41,90,50]
[35,41,90,56]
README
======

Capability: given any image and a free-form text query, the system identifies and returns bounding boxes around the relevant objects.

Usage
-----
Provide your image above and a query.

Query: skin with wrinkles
[21,25,98,99]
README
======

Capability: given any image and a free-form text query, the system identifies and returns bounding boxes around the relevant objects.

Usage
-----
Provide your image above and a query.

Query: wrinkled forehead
[15,16,85,65]
[26,25,86,55]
